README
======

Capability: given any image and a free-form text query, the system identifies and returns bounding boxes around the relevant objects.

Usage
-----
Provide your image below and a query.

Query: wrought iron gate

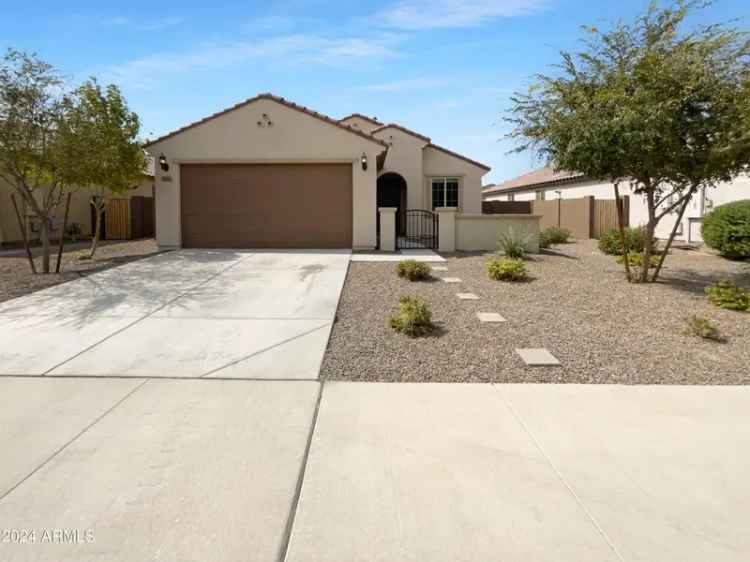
[398,209,438,250]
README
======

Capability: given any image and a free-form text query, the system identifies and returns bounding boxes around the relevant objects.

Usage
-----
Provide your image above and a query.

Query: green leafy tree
[507,1,750,282]
[0,49,70,273]
[58,79,144,259]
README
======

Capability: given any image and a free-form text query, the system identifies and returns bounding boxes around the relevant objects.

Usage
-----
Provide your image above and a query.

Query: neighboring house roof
[371,123,432,143]
[144,93,389,149]
[338,113,382,125]
[482,166,585,195]
[426,142,492,172]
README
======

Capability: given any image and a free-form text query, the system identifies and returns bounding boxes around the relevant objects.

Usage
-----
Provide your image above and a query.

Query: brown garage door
[180,163,352,248]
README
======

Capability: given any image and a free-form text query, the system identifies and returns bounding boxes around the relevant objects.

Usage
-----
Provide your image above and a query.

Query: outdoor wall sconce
[158,153,169,172]
[361,152,368,171]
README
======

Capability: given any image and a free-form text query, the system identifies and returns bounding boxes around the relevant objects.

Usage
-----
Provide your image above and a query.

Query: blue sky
[2,1,748,183]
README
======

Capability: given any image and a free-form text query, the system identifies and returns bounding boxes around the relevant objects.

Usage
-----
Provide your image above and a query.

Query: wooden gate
[593,197,628,238]
[105,199,131,240]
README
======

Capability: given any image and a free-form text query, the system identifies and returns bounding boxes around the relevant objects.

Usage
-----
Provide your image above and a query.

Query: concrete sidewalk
[1,379,747,561]
[286,383,750,562]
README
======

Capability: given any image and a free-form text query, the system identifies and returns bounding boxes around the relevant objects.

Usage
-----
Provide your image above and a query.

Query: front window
[431,177,459,209]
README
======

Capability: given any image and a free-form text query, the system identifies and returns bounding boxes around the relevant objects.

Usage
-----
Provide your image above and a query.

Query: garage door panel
[180,164,352,248]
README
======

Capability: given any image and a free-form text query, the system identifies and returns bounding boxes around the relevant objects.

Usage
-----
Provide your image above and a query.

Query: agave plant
[497,227,535,259]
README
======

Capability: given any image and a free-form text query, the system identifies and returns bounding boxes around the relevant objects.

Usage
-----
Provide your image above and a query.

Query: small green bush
[498,227,535,259]
[389,296,434,336]
[598,227,654,255]
[682,315,724,342]
[396,260,431,281]
[701,200,750,259]
[615,251,660,268]
[705,279,750,311]
[486,257,527,281]
[541,227,571,246]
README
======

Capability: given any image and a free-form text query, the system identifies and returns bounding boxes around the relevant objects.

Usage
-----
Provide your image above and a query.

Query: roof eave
[144,93,389,149]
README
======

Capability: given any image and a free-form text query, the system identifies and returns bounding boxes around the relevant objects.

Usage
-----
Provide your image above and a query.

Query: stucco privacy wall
[0,177,154,244]
[146,97,384,249]
[485,174,750,241]
[455,214,541,252]
[423,146,485,214]
[373,126,428,210]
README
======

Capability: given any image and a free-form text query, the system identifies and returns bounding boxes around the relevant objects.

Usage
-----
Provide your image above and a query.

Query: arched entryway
[377,172,407,238]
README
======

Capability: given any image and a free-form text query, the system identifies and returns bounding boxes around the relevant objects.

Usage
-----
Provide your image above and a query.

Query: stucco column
[436,207,457,253]
[378,207,397,252]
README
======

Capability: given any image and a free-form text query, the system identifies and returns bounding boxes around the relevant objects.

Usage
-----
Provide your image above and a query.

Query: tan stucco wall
[423,146,486,214]
[373,127,428,210]
[0,176,155,244]
[455,214,541,252]
[146,98,382,249]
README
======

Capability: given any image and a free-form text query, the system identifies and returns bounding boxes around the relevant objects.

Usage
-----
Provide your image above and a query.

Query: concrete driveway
[0,249,350,378]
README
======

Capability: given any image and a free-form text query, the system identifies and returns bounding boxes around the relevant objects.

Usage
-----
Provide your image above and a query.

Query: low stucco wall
[455,214,541,253]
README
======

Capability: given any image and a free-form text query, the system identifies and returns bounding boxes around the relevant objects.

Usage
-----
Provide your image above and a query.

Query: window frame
[430,176,461,210]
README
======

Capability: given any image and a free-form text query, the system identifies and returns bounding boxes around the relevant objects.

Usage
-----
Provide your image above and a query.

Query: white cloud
[376,0,548,30]
[105,34,400,90]
[354,77,449,93]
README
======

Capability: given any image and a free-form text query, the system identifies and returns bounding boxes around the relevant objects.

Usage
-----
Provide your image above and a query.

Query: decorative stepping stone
[476,312,506,323]
[440,277,462,283]
[456,293,480,300]
[433,266,448,271]
[516,348,560,366]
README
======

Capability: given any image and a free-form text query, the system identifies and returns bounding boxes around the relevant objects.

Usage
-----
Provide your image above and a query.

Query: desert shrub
[598,227,654,255]
[541,226,571,245]
[705,279,750,311]
[396,260,431,281]
[486,257,527,281]
[701,200,750,259]
[497,227,536,259]
[389,296,434,336]
[682,315,724,342]
[615,251,660,268]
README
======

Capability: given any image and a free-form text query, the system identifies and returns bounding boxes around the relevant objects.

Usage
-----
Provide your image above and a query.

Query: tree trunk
[89,199,104,259]
[55,192,72,273]
[639,186,657,283]
[9,193,36,274]
[40,217,51,274]
[613,181,632,282]
[651,190,693,283]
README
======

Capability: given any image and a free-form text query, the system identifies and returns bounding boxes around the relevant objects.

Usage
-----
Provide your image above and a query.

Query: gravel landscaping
[0,239,162,304]
[321,240,750,384]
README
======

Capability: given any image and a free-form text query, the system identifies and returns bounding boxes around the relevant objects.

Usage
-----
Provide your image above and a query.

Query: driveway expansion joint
[0,378,150,503]
[278,381,325,562]
[492,385,626,562]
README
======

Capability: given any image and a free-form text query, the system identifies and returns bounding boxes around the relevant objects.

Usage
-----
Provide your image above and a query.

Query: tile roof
[370,123,432,143]
[425,143,491,172]
[338,113,382,125]
[144,93,389,148]
[482,166,584,194]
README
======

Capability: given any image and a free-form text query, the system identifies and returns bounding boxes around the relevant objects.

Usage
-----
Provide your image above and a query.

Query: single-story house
[0,163,156,246]
[144,93,540,252]
[483,166,750,243]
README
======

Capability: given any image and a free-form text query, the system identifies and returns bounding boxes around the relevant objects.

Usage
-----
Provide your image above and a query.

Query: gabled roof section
[371,123,431,143]
[482,166,584,195]
[144,93,389,148]
[425,142,491,172]
[338,113,382,125]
